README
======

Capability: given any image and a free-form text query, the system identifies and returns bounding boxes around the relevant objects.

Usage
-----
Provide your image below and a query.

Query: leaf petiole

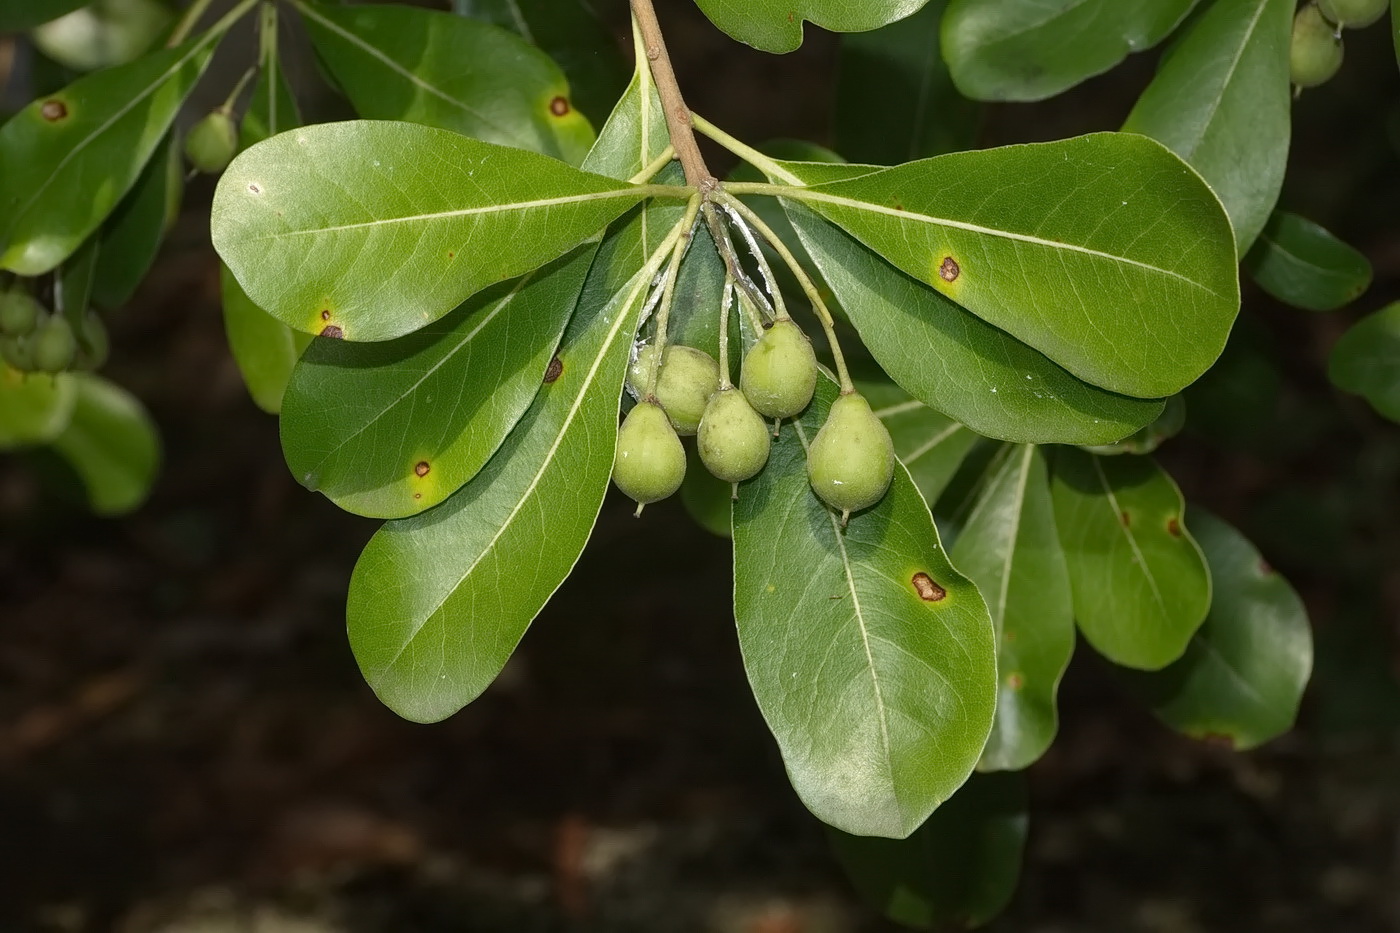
[643,193,703,400]
[628,145,677,185]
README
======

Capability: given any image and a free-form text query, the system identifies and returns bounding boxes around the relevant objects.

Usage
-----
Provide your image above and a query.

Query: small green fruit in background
[740,318,817,419]
[807,392,895,520]
[0,291,43,338]
[75,313,110,371]
[32,315,78,374]
[1317,0,1388,27]
[1291,4,1344,88]
[0,335,35,372]
[185,108,239,175]
[627,343,720,435]
[613,399,686,512]
[698,387,771,484]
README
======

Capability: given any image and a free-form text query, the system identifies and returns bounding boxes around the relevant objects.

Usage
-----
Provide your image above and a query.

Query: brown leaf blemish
[248,183,262,195]
[549,96,571,117]
[1259,558,1273,575]
[911,572,946,602]
[939,256,960,282]
[544,356,564,384]
[1166,517,1182,537]
[320,309,331,321]
[1120,510,1131,527]
[1007,672,1024,690]
[320,325,344,339]
[414,461,430,477]
[413,492,422,500]
[40,99,68,121]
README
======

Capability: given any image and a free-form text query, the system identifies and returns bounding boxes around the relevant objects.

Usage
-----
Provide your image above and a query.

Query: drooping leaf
[1122,0,1292,251]
[693,0,932,54]
[281,246,593,519]
[836,1,980,163]
[0,35,217,275]
[48,372,159,515]
[55,232,99,324]
[1244,211,1373,312]
[92,129,180,309]
[1122,510,1312,750]
[862,379,979,505]
[1328,302,1400,422]
[829,771,1027,929]
[212,121,658,341]
[298,1,594,164]
[941,0,1198,101]
[952,445,1074,771]
[732,376,997,838]
[0,366,76,448]
[782,196,1167,443]
[1050,448,1210,670]
[1081,394,1186,457]
[0,0,87,31]
[776,133,1238,398]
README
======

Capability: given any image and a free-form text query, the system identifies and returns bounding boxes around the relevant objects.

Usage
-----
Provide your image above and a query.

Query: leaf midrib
[1092,456,1170,623]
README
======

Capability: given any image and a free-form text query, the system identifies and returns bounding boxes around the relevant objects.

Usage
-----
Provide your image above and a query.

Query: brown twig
[630,0,716,191]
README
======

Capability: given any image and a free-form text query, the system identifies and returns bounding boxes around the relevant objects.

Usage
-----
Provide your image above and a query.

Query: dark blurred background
[2,1,1399,930]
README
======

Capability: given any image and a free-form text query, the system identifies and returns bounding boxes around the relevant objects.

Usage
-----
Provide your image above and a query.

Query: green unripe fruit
[697,387,771,483]
[807,392,895,519]
[75,313,110,370]
[627,343,720,435]
[1291,5,1344,88]
[32,315,78,374]
[740,319,818,419]
[0,335,35,372]
[0,291,43,338]
[1317,0,1387,27]
[184,108,239,175]
[613,399,686,511]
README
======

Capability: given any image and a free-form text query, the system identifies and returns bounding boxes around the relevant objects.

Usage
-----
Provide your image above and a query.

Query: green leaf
[281,246,593,519]
[91,129,180,310]
[778,132,1238,398]
[732,376,997,838]
[1244,211,1373,312]
[48,372,160,515]
[680,444,734,538]
[212,121,656,342]
[862,379,979,506]
[829,771,1027,929]
[1122,510,1312,750]
[1080,394,1186,457]
[1328,302,1400,422]
[56,232,99,323]
[578,45,670,182]
[952,446,1074,771]
[783,197,1167,443]
[1050,449,1210,670]
[835,1,980,163]
[297,1,594,164]
[941,0,1198,102]
[1121,0,1292,251]
[693,0,932,53]
[0,0,87,31]
[0,366,76,448]
[0,35,216,275]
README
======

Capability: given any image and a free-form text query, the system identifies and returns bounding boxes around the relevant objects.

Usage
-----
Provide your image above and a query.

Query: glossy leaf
[1122,0,1292,251]
[49,373,159,515]
[1244,211,1373,312]
[829,771,1027,929]
[862,379,979,506]
[55,233,98,324]
[693,0,931,54]
[0,366,76,448]
[1051,449,1210,670]
[732,376,997,838]
[1081,394,1186,457]
[1123,510,1312,750]
[941,0,1197,101]
[0,36,216,275]
[0,0,87,31]
[779,133,1237,398]
[298,1,594,164]
[1328,302,1400,422]
[281,246,592,519]
[783,196,1167,443]
[578,42,669,182]
[212,121,656,341]
[835,1,980,163]
[952,446,1074,771]
[92,130,180,309]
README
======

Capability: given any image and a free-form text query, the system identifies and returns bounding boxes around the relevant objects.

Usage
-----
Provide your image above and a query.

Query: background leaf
[952,445,1074,771]
[48,372,160,515]
[732,376,997,838]
[0,367,76,448]
[1328,302,1400,422]
[1244,211,1373,312]
[298,1,594,164]
[693,0,932,54]
[941,0,1198,102]
[0,0,88,31]
[92,129,180,310]
[1121,0,1293,251]
[862,378,979,505]
[829,771,1027,929]
[1122,510,1312,750]
[1051,449,1210,670]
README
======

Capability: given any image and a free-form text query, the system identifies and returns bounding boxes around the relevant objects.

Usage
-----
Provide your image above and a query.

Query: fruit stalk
[643,195,703,401]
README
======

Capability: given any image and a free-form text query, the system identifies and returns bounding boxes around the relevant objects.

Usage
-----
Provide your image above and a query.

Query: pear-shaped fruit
[0,335,35,372]
[184,108,239,175]
[0,291,42,338]
[697,387,771,483]
[740,318,817,419]
[613,399,686,511]
[32,315,78,374]
[807,391,894,519]
[1318,0,1387,27]
[627,343,720,435]
[1291,4,1344,88]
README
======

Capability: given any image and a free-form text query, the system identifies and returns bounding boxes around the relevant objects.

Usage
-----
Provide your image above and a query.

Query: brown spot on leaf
[544,356,564,384]
[893,202,904,211]
[40,99,67,121]
[1259,558,1273,575]
[320,309,331,321]
[1120,510,1131,527]
[320,325,344,339]
[1007,672,1024,690]
[1166,517,1182,537]
[549,96,571,117]
[939,256,960,282]
[447,251,455,259]
[414,461,430,478]
[248,183,262,195]
[911,572,946,602]
[413,493,422,500]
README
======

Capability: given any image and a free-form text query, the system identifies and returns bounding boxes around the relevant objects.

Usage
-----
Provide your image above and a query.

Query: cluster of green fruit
[0,289,108,375]
[613,316,895,522]
[1290,0,1387,89]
